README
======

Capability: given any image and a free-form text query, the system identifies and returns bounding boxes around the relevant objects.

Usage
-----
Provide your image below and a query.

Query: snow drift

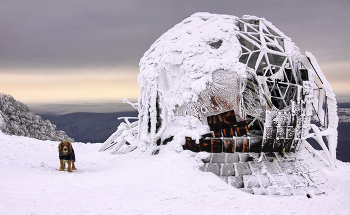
[1,133,350,214]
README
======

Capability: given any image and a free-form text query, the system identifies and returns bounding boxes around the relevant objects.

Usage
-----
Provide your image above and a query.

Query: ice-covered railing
[99,13,338,168]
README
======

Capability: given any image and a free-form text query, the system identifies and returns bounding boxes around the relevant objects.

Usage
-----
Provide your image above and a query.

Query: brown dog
[58,141,76,172]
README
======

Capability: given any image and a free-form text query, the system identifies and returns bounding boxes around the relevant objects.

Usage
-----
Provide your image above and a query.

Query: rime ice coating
[136,12,301,149]
[101,13,338,169]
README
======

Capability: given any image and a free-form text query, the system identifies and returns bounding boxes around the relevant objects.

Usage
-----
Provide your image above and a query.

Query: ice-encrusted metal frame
[233,17,338,168]
[100,14,338,169]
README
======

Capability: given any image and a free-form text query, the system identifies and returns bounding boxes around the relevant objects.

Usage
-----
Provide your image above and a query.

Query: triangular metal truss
[236,17,338,168]
[236,18,300,111]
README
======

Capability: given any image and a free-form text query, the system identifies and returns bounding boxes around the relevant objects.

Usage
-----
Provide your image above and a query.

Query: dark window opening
[209,40,223,49]
[183,110,263,153]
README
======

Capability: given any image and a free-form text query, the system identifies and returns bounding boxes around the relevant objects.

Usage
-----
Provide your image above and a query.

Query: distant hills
[28,102,137,115]
[337,123,350,162]
[338,103,350,108]
[33,102,350,162]
[39,111,350,162]
[40,111,138,143]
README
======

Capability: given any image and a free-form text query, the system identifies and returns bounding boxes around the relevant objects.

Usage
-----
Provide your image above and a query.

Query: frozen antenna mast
[100,13,338,195]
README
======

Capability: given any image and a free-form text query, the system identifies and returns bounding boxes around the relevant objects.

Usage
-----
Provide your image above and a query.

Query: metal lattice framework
[234,17,338,168]
[236,17,300,110]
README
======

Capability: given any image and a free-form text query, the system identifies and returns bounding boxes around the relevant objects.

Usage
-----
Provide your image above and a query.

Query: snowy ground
[1,132,350,215]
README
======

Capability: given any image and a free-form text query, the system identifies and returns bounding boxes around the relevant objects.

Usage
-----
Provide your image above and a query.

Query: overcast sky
[0,0,349,103]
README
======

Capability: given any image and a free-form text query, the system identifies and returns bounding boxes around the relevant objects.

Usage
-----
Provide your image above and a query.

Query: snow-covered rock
[0,93,73,142]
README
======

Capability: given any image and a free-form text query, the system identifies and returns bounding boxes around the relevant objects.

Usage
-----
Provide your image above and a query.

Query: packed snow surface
[1,132,350,215]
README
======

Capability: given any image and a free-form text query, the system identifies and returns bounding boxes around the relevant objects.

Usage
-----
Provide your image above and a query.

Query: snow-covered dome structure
[100,13,338,169]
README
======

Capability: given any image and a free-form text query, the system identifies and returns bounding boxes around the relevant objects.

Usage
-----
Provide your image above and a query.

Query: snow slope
[1,132,350,215]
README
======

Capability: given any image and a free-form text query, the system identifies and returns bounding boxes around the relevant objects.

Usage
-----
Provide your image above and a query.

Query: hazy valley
[40,111,138,143]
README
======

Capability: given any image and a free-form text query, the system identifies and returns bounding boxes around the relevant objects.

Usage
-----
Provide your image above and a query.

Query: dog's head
[58,141,72,155]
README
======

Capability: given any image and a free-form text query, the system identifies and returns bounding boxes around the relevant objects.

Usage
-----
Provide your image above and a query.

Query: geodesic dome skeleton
[100,13,338,169]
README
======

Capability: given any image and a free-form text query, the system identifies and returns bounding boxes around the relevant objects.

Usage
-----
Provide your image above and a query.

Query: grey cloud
[0,0,349,70]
